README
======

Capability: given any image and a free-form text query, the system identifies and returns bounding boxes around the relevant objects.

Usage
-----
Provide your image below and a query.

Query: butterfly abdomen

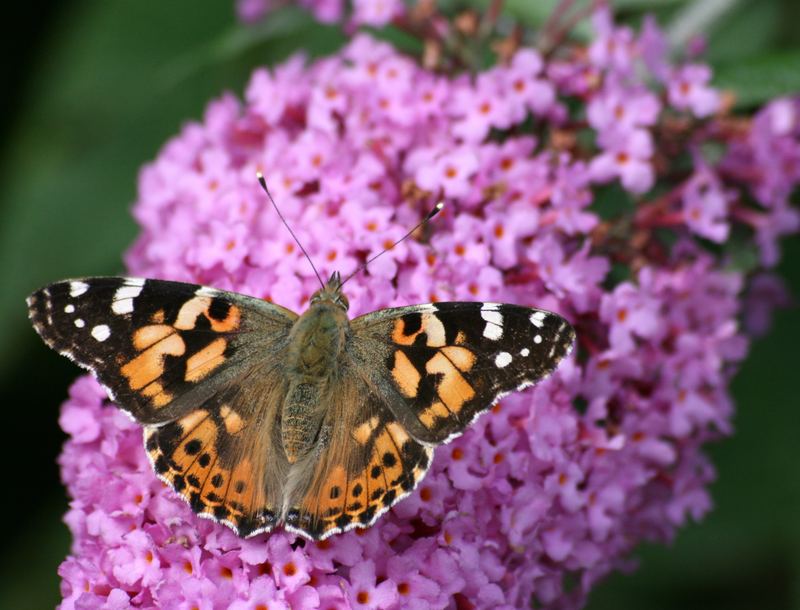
[282,303,350,463]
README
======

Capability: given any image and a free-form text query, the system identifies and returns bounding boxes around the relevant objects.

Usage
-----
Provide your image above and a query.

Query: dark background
[1,1,798,608]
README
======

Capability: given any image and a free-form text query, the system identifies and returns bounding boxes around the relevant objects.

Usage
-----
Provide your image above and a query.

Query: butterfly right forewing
[351,302,575,444]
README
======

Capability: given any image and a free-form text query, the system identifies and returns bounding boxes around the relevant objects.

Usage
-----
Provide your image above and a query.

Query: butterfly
[28,273,574,540]
[27,176,574,540]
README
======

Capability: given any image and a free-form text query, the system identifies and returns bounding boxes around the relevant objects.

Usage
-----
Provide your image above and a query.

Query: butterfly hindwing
[144,362,291,537]
[282,371,433,540]
[27,277,297,423]
[351,302,575,443]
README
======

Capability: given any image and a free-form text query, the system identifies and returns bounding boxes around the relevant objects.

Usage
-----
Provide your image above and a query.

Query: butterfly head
[310,271,349,310]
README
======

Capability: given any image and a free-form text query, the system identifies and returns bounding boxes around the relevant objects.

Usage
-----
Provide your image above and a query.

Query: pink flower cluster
[57,8,799,610]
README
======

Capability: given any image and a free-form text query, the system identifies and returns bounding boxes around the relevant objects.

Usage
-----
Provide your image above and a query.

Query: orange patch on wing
[226,458,256,514]
[141,381,173,408]
[185,338,228,382]
[421,314,446,347]
[425,352,475,414]
[219,405,245,435]
[371,428,403,483]
[345,471,369,515]
[454,330,467,345]
[174,296,212,330]
[391,313,446,347]
[174,296,241,333]
[199,461,228,504]
[392,350,421,398]
[209,304,241,332]
[132,324,175,350]
[353,416,379,445]
[151,309,165,324]
[386,422,410,446]
[173,414,218,473]
[392,318,420,345]
[121,333,186,390]
[419,401,450,428]
[440,346,476,372]
[178,409,208,431]
[315,465,348,517]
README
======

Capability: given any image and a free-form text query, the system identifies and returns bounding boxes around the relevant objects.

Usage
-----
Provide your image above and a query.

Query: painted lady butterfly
[27,183,574,540]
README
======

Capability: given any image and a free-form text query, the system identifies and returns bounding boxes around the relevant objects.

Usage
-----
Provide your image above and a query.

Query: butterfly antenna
[341,201,444,286]
[257,172,325,289]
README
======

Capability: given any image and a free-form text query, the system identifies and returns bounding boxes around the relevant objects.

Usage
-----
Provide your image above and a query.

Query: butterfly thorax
[285,302,349,379]
[281,274,350,463]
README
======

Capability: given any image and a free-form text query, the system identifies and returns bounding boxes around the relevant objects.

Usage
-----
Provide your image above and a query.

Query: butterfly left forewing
[27,277,297,423]
[351,302,575,443]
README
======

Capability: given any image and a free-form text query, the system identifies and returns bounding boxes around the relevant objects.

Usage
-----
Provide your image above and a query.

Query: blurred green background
[0,1,797,608]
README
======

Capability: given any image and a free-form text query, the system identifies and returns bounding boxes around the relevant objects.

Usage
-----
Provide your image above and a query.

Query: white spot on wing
[482,310,503,325]
[520,348,530,357]
[74,318,85,328]
[114,284,143,300]
[481,309,503,340]
[64,304,75,313]
[124,278,145,287]
[70,281,89,297]
[530,311,547,328]
[534,335,542,344]
[112,299,135,315]
[91,324,111,342]
[495,352,512,368]
[196,286,219,297]
[112,283,143,315]
[481,302,501,311]
[483,323,503,340]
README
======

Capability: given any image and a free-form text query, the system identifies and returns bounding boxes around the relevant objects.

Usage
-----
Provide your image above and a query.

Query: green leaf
[703,0,781,64]
[158,7,345,90]
[591,183,637,220]
[665,0,742,50]
[714,50,800,107]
